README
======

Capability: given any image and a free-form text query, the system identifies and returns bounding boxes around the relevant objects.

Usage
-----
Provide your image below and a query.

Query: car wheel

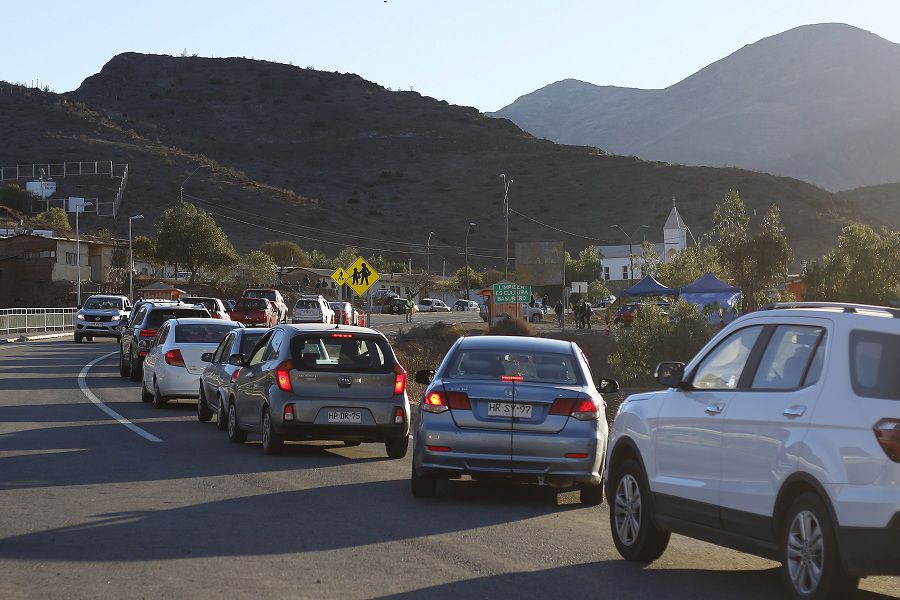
[140,379,154,403]
[119,351,130,378]
[343,440,362,447]
[74,334,83,343]
[215,396,227,431]
[780,493,858,600]
[579,482,604,506]
[385,435,409,459]
[86,336,93,342]
[197,386,213,422]
[261,408,284,455]
[128,351,142,382]
[411,463,437,498]
[608,458,670,561]
[152,380,168,409]
[227,401,247,443]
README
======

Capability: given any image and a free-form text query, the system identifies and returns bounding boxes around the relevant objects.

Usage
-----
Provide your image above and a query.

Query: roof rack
[761,302,900,319]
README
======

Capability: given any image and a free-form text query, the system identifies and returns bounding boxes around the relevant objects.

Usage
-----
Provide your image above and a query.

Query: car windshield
[239,333,266,355]
[145,309,208,327]
[445,349,582,384]
[295,300,320,309]
[83,298,122,310]
[290,334,393,373]
[174,324,237,344]
[245,290,276,300]
[236,299,267,310]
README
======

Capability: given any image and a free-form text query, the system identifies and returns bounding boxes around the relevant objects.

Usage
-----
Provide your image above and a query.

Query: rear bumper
[277,421,409,442]
[158,370,202,399]
[838,513,900,576]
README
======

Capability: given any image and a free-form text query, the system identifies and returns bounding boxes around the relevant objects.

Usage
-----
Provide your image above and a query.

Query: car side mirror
[598,378,620,395]
[201,352,214,363]
[77,304,83,310]
[655,362,686,388]
[415,369,435,385]
[228,353,246,367]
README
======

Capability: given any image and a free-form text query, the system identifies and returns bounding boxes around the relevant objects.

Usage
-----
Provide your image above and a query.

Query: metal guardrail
[0,308,77,335]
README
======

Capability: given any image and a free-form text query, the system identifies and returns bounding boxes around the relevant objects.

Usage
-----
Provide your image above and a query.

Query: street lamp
[426,231,435,274]
[128,214,144,302]
[465,222,476,301]
[610,224,649,284]
[75,199,94,306]
[500,174,513,281]
[179,164,211,204]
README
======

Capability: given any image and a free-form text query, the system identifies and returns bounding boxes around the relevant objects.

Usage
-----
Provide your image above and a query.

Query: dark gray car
[198,327,268,429]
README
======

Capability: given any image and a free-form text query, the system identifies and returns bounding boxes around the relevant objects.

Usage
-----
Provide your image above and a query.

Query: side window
[249,331,274,366]
[849,330,900,400]
[803,335,826,386]
[263,330,285,362]
[133,306,148,327]
[154,323,169,347]
[751,326,825,390]
[692,326,763,390]
[213,334,232,364]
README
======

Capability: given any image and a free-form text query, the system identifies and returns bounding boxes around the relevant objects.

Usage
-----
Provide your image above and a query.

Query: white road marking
[78,351,163,443]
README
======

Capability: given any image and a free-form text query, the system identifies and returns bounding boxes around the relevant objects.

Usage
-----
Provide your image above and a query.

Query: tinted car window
[182,298,217,313]
[239,333,266,356]
[245,290,276,301]
[850,330,900,400]
[212,334,233,363]
[751,326,824,390]
[145,309,209,328]
[692,326,762,390]
[83,298,123,310]
[236,298,268,311]
[295,300,320,309]
[290,334,393,373]
[174,324,237,344]
[444,350,582,384]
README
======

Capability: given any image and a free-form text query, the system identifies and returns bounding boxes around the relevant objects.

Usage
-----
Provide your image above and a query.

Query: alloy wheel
[228,404,236,438]
[262,412,271,449]
[614,474,642,546]
[787,510,825,596]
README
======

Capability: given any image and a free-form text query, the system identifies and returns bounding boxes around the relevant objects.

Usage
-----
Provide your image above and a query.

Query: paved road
[0,338,897,599]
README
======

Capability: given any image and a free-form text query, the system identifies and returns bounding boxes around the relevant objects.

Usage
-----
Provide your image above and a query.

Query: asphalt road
[0,337,897,599]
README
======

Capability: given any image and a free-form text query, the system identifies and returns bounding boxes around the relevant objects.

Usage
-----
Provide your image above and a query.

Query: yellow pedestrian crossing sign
[331,266,348,286]
[346,256,379,296]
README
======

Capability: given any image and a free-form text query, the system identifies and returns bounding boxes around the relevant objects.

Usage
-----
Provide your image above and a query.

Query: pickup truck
[228,298,276,327]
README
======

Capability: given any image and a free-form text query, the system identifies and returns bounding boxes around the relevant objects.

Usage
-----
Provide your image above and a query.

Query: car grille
[84,315,116,322]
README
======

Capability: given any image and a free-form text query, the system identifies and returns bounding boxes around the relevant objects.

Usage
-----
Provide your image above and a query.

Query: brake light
[140,329,158,338]
[165,349,185,367]
[393,364,407,395]
[550,398,576,416]
[283,404,295,422]
[422,390,469,412]
[275,360,294,392]
[874,419,900,462]
[446,391,470,410]
[565,453,589,459]
[423,391,448,413]
[549,397,599,420]
[427,445,451,452]
[331,333,353,339]
[394,407,404,424]
[501,375,524,382]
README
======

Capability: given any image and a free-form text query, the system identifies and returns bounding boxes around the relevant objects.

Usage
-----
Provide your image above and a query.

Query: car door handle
[705,403,724,415]
[783,405,807,418]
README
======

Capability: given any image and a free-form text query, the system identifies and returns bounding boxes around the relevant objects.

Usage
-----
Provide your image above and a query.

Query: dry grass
[485,318,536,336]
[392,322,468,402]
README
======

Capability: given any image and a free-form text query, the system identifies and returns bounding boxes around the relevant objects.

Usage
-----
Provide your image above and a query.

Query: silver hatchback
[411,335,618,504]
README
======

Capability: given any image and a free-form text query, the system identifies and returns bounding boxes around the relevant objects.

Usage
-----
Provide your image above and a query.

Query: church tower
[663,197,688,261]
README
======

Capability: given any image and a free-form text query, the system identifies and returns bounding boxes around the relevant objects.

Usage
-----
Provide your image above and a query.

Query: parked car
[520,303,545,323]
[418,298,451,312]
[292,295,335,324]
[329,301,359,326]
[454,299,480,312]
[606,302,900,599]
[241,288,288,324]
[225,324,411,457]
[198,327,268,429]
[228,297,277,327]
[74,294,131,343]
[384,297,418,315]
[411,335,619,504]
[141,318,242,408]
[181,296,229,319]
[119,301,211,382]
[595,294,617,308]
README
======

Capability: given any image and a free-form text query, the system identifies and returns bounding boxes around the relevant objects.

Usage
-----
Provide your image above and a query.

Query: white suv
[605,302,900,600]
[292,295,335,324]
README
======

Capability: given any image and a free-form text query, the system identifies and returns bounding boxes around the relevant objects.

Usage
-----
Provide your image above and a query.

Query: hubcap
[228,405,236,437]
[614,474,642,546]
[787,510,824,595]
[262,413,270,447]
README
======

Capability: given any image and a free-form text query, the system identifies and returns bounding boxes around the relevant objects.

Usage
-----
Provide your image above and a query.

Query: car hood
[79,309,125,317]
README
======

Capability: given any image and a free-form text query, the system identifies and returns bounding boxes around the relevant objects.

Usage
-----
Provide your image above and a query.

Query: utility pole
[500,174,513,281]
[465,222,476,301]
[610,224,648,284]
[179,164,210,204]
[128,214,144,302]
[426,231,434,274]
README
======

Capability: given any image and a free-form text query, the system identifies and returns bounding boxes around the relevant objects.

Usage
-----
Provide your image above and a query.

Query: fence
[0,308,77,336]
[0,161,126,182]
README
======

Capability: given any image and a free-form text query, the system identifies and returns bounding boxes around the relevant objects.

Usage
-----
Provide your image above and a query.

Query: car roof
[239,327,270,334]
[87,294,127,300]
[170,318,242,326]
[458,335,573,353]
[748,303,900,324]
[282,323,383,336]
[148,303,209,312]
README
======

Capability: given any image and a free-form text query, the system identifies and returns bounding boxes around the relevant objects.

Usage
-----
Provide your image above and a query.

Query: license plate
[487,402,533,418]
[327,410,361,424]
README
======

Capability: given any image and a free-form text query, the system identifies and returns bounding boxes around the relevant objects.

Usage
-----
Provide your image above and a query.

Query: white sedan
[418,298,451,312]
[142,318,243,408]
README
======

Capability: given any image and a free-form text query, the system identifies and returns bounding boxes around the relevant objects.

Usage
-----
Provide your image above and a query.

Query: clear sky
[2,0,899,111]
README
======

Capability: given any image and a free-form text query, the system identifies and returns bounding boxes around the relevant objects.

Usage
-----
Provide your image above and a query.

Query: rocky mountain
[0,52,860,266]
[492,23,900,192]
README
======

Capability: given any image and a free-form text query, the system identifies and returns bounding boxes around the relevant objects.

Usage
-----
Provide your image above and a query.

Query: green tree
[307,249,331,268]
[131,236,157,261]
[155,202,238,284]
[233,250,277,285]
[564,245,601,284]
[712,190,792,312]
[0,184,33,212]
[639,240,662,278]
[34,207,72,232]
[451,266,484,290]
[804,224,900,305]
[332,246,360,270]
[260,240,309,268]
[588,280,611,302]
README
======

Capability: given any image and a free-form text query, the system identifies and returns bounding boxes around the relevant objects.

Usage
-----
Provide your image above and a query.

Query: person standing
[573,301,582,329]
[405,296,415,323]
[554,300,564,328]
[582,299,592,329]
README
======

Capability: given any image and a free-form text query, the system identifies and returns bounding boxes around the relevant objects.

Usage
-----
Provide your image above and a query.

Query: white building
[599,200,689,282]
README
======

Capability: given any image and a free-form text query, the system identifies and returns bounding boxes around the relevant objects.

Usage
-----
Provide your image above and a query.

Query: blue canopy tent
[679,273,741,325]
[621,275,677,298]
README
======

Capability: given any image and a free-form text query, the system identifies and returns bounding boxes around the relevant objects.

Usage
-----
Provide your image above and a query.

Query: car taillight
[426,445,451,452]
[283,404,295,422]
[549,397,599,420]
[874,419,900,462]
[275,360,294,392]
[140,329,158,338]
[446,391,470,410]
[422,390,469,412]
[393,364,407,395]
[165,349,185,367]
[501,375,524,382]
[394,407,404,424]
[331,333,353,339]
[231,368,241,382]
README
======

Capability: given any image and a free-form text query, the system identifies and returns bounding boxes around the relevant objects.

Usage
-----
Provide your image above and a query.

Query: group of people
[553,299,611,331]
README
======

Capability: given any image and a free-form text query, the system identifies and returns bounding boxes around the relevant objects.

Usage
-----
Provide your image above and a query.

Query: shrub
[393,322,466,402]
[0,184,32,212]
[485,318,535,337]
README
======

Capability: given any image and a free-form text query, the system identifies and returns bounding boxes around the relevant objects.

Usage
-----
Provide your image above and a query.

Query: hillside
[492,23,900,192]
[0,52,860,266]
[838,182,900,229]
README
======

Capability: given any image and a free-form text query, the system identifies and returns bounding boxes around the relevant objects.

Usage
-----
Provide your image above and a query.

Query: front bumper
[75,321,121,338]
[838,513,900,576]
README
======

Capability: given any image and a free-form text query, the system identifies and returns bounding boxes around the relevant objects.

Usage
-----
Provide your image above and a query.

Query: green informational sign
[492,283,532,304]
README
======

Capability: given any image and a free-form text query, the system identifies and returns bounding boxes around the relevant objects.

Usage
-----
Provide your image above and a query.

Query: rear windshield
[295,300,321,309]
[175,324,237,344]
[245,290,276,300]
[290,334,393,373]
[444,349,582,384]
[183,298,217,312]
[145,309,208,328]
[84,297,123,310]
[240,333,266,356]
[850,330,900,400]
[235,299,268,311]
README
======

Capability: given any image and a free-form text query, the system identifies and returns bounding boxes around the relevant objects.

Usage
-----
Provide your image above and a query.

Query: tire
[385,435,409,459]
[227,401,247,443]
[119,351,130,378]
[411,463,437,498]
[780,493,859,600]
[579,482,604,506]
[343,440,362,447]
[140,380,154,403]
[152,380,168,409]
[608,458,670,562]
[74,334,83,343]
[215,396,228,431]
[197,386,213,422]
[128,351,142,382]
[86,336,93,342]
[261,408,284,455]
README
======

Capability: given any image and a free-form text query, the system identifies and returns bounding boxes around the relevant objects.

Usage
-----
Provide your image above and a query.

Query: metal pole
[129,218,133,302]
[426,231,434,275]
[76,204,81,306]
[179,164,210,205]
[500,175,513,281]
[465,222,475,301]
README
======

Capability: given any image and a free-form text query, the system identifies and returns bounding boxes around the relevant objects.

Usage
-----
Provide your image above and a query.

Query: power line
[508,208,624,244]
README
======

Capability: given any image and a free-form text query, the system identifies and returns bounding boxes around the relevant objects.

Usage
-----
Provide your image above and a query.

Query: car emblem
[338,375,352,387]
[94,316,101,322]
[504,389,514,397]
